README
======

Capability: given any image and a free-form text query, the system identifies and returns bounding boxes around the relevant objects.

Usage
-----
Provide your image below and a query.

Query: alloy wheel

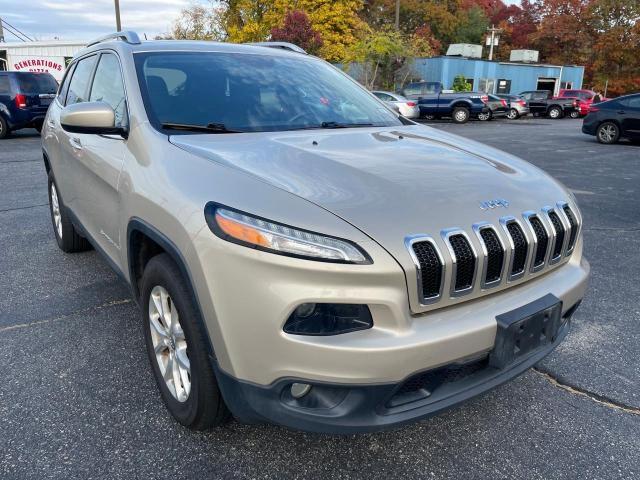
[454,110,468,122]
[507,109,518,120]
[50,183,63,240]
[549,108,561,119]
[478,112,490,121]
[598,124,617,144]
[148,285,191,402]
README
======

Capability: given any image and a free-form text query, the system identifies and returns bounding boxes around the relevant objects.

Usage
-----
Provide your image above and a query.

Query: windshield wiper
[320,121,375,129]
[161,122,241,133]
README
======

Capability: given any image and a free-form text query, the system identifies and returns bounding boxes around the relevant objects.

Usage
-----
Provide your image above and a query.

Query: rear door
[72,52,129,259]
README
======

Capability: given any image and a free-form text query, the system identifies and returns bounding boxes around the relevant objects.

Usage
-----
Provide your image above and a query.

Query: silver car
[42,32,589,434]
[497,94,531,120]
[372,90,420,118]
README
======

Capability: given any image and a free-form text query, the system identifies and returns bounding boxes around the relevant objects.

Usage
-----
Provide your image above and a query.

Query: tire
[141,253,230,430]
[48,172,91,252]
[0,116,9,139]
[548,106,563,119]
[506,108,520,120]
[452,106,470,124]
[596,122,620,144]
[569,110,580,119]
[477,111,491,121]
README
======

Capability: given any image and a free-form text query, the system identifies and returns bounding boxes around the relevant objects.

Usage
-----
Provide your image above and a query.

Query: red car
[556,89,604,118]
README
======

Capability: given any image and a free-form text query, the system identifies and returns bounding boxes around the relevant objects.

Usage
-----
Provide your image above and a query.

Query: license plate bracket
[489,294,563,369]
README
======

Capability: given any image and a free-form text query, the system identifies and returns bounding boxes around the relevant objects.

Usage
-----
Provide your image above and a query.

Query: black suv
[0,71,58,138]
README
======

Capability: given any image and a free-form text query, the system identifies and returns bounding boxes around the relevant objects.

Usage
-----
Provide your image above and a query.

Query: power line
[1,18,34,41]
[1,21,29,42]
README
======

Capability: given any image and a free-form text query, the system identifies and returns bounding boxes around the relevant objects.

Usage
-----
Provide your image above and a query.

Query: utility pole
[395,0,400,30]
[114,0,122,31]
[0,18,5,42]
[486,25,502,61]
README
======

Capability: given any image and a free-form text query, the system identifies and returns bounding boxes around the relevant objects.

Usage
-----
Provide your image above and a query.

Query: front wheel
[548,106,563,119]
[596,122,620,144]
[451,106,470,124]
[477,111,492,121]
[141,254,230,430]
[506,108,520,120]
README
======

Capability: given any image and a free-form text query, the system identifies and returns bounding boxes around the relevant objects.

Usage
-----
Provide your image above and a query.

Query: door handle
[69,137,83,150]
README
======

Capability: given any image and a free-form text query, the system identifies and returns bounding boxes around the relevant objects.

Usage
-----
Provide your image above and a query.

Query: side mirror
[60,102,126,136]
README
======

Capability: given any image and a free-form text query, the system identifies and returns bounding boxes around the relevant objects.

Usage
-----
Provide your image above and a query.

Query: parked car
[43,33,589,434]
[519,90,578,119]
[0,71,58,138]
[478,94,509,121]
[556,89,602,118]
[582,93,640,144]
[371,91,420,119]
[496,94,530,120]
[401,81,490,123]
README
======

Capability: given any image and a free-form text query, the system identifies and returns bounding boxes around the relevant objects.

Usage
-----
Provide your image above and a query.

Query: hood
[170,124,570,262]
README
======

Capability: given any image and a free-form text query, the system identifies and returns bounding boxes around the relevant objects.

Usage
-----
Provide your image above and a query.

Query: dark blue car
[0,71,58,139]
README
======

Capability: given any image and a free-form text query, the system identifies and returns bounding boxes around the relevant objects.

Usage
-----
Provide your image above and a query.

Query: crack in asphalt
[0,203,48,213]
[0,298,133,334]
[533,367,640,416]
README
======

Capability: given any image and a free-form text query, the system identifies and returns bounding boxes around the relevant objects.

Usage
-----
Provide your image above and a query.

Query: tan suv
[42,32,589,434]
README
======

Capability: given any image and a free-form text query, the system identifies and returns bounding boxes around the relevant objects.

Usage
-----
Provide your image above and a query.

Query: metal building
[411,56,585,96]
[0,40,86,82]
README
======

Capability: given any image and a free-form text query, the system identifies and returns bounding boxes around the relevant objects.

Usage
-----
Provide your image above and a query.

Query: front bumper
[215,305,577,434]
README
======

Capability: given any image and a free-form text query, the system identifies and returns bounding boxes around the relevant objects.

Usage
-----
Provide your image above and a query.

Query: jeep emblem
[479,199,509,210]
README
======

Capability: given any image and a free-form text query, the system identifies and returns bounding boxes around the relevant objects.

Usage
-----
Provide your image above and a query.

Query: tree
[348,28,411,89]
[270,10,323,55]
[452,74,472,91]
[168,1,226,41]
[454,5,490,44]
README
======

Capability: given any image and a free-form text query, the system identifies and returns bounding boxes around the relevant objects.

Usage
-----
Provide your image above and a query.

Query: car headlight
[205,203,371,264]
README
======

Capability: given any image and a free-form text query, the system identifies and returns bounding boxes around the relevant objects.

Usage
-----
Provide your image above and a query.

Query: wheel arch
[451,101,471,111]
[127,218,218,359]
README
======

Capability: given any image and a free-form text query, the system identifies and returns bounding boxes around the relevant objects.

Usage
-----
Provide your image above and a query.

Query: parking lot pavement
[1,122,638,479]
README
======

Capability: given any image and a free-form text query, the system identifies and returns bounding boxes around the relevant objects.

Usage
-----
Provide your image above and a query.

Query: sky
[0,0,521,43]
[0,0,196,42]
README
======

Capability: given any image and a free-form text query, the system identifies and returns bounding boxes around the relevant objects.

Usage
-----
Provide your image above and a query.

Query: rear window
[16,73,58,94]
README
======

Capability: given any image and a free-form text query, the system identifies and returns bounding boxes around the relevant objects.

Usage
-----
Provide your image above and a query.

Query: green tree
[452,74,472,91]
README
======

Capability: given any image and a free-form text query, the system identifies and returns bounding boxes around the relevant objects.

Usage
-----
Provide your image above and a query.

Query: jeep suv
[0,71,58,138]
[42,32,590,434]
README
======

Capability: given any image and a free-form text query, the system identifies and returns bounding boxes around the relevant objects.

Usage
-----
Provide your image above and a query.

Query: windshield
[17,73,58,94]
[134,51,401,133]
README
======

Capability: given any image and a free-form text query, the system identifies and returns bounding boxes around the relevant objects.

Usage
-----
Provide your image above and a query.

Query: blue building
[409,56,584,96]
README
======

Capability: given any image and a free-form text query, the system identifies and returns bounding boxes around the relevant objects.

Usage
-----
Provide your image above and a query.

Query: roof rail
[87,31,141,47]
[246,42,307,54]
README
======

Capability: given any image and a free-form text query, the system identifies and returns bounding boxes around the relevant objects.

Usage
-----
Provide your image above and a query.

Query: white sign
[9,55,67,81]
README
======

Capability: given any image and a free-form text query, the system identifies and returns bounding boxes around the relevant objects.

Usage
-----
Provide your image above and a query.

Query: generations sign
[10,55,66,81]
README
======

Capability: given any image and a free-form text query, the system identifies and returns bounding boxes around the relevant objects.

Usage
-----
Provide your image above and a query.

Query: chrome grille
[406,201,581,307]
[505,221,528,277]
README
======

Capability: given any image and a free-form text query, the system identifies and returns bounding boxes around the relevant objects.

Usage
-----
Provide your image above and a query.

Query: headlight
[205,203,371,264]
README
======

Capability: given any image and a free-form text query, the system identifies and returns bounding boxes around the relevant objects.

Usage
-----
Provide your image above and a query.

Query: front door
[619,96,640,138]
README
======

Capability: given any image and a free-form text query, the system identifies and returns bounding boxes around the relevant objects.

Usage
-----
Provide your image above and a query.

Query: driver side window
[89,53,128,128]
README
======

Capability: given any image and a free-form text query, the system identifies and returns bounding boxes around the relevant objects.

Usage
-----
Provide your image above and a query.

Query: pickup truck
[401,82,490,124]
[518,90,578,119]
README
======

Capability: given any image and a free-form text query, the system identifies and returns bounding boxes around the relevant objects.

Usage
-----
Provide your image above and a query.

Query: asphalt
[1,119,638,479]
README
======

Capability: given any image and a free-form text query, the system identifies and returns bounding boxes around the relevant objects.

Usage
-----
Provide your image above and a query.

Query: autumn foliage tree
[270,10,323,55]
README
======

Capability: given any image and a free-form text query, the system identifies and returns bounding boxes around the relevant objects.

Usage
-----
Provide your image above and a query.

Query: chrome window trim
[441,228,477,297]
[557,201,579,256]
[522,211,551,273]
[405,235,445,305]
[472,222,505,289]
[499,216,529,281]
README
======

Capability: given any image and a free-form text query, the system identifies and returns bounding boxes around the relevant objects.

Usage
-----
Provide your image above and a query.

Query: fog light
[284,304,373,336]
[290,383,312,399]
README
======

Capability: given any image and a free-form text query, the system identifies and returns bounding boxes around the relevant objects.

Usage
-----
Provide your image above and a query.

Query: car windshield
[17,73,58,94]
[135,51,402,133]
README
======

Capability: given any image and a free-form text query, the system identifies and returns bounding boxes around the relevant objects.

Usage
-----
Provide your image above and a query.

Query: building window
[496,79,511,94]
[560,81,573,89]
[479,78,495,94]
